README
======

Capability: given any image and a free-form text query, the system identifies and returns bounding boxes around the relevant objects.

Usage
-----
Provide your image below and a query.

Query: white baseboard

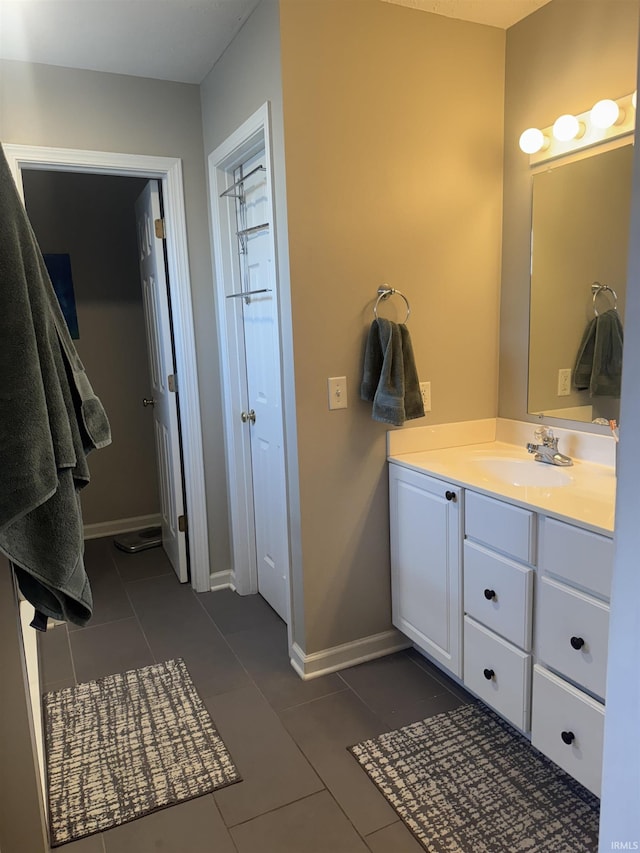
[290,629,411,680]
[83,514,162,541]
[209,570,233,591]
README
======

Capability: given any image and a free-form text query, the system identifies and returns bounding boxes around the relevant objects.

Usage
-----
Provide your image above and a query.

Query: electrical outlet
[328,376,348,410]
[420,381,431,413]
[557,368,571,396]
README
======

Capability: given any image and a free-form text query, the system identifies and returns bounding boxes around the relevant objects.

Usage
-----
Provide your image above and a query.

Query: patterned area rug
[44,658,241,846]
[349,703,599,852]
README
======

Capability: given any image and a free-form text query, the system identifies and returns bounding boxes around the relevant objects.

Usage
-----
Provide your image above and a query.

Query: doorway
[3,144,210,593]
[209,105,291,624]
[20,169,189,583]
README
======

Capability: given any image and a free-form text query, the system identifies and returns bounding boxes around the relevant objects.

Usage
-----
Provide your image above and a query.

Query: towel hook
[591,282,618,317]
[373,285,411,324]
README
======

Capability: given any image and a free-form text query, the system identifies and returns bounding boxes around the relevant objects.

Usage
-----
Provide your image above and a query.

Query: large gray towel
[573,309,624,397]
[0,143,111,626]
[361,318,425,426]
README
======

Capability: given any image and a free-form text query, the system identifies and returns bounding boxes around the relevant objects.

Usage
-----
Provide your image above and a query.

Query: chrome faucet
[526,426,573,467]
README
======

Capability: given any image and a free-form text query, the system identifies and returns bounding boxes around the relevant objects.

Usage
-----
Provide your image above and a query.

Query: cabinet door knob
[445,490,457,502]
[484,588,496,601]
[483,668,495,680]
[561,730,575,745]
[570,636,585,650]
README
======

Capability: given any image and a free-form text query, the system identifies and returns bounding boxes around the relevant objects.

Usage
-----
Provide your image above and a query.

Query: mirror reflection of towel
[361,318,425,426]
[573,309,624,397]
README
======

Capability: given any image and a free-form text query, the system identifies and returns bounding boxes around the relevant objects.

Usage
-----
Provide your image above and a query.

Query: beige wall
[0,58,230,572]
[279,0,505,653]
[22,170,160,526]
[500,0,639,424]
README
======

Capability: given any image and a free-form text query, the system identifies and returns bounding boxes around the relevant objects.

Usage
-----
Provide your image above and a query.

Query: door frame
[3,144,211,593]
[208,103,290,610]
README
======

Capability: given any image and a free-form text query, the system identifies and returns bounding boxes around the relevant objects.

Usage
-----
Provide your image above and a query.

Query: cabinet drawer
[531,665,604,797]
[463,616,531,732]
[465,491,535,564]
[464,542,533,650]
[539,517,613,600]
[537,576,609,699]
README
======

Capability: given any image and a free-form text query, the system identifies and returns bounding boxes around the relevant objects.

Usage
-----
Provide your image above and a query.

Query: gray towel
[0,143,111,626]
[361,318,425,426]
[573,309,624,397]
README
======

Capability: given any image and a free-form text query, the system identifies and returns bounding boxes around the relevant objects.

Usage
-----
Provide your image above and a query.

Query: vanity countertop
[388,440,616,536]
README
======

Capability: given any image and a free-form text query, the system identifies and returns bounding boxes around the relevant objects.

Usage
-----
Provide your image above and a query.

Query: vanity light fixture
[520,92,636,166]
[590,99,622,129]
[552,113,584,142]
[518,127,548,155]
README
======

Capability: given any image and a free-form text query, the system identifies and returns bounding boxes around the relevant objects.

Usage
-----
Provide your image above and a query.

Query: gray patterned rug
[349,702,599,852]
[44,658,241,846]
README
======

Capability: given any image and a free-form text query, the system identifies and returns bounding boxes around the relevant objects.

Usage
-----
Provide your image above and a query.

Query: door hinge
[154,218,166,239]
[178,514,187,533]
[168,373,177,393]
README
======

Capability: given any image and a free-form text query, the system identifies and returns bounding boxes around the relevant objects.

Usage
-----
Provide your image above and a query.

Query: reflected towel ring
[591,282,618,316]
[373,286,411,324]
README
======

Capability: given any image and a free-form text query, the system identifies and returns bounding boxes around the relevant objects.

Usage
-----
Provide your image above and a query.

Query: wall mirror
[527,143,633,424]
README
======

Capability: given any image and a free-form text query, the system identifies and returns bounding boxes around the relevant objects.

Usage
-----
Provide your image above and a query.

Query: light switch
[328,376,348,410]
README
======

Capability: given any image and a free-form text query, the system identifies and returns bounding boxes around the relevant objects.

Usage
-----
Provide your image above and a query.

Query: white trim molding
[2,144,210,593]
[83,514,162,541]
[209,570,234,592]
[290,630,411,680]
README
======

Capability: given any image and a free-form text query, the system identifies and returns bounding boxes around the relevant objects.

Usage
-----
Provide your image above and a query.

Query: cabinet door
[389,465,462,677]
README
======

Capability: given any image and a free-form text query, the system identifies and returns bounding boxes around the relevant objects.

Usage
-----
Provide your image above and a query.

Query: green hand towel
[400,324,425,422]
[361,318,425,426]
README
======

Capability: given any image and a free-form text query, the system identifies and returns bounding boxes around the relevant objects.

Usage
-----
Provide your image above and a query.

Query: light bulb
[519,127,545,154]
[553,114,581,141]
[590,99,620,129]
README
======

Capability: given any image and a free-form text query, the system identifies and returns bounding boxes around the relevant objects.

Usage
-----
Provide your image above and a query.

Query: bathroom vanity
[388,419,616,797]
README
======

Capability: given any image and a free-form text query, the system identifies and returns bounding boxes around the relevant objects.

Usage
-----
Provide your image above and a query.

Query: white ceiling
[0,0,261,84]
[381,0,553,29]
[0,0,552,85]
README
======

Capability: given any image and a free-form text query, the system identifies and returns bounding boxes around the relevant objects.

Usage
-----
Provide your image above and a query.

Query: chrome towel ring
[591,282,618,316]
[373,285,411,324]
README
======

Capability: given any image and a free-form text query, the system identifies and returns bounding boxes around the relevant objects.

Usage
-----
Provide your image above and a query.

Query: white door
[235,152,289,621]
[135,182,188,582]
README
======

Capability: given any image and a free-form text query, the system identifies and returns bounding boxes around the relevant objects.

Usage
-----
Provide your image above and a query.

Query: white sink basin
[475,457,573,487]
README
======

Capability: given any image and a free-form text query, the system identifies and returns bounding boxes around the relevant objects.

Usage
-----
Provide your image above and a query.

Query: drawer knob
[483,668,495,681]
[561,730,575,745]
[445,490,457,502]
[484,588,496,601]
[570,636,585,650]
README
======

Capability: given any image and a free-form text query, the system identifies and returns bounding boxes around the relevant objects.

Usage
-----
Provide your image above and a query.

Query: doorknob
[241,409,256,424]
[143,397,156,407]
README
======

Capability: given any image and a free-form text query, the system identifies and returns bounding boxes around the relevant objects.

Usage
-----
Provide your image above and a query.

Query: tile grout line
[121,578,158,668]
[63,624,79,687]
[190,592,337,830]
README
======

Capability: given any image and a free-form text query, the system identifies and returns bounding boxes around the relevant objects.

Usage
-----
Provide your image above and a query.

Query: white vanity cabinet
[531,517,614,796]
[389,459,615,797]
[389,464,462,677]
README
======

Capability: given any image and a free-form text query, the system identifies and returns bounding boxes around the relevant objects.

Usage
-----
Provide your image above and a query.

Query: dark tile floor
[38,537,472,853]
